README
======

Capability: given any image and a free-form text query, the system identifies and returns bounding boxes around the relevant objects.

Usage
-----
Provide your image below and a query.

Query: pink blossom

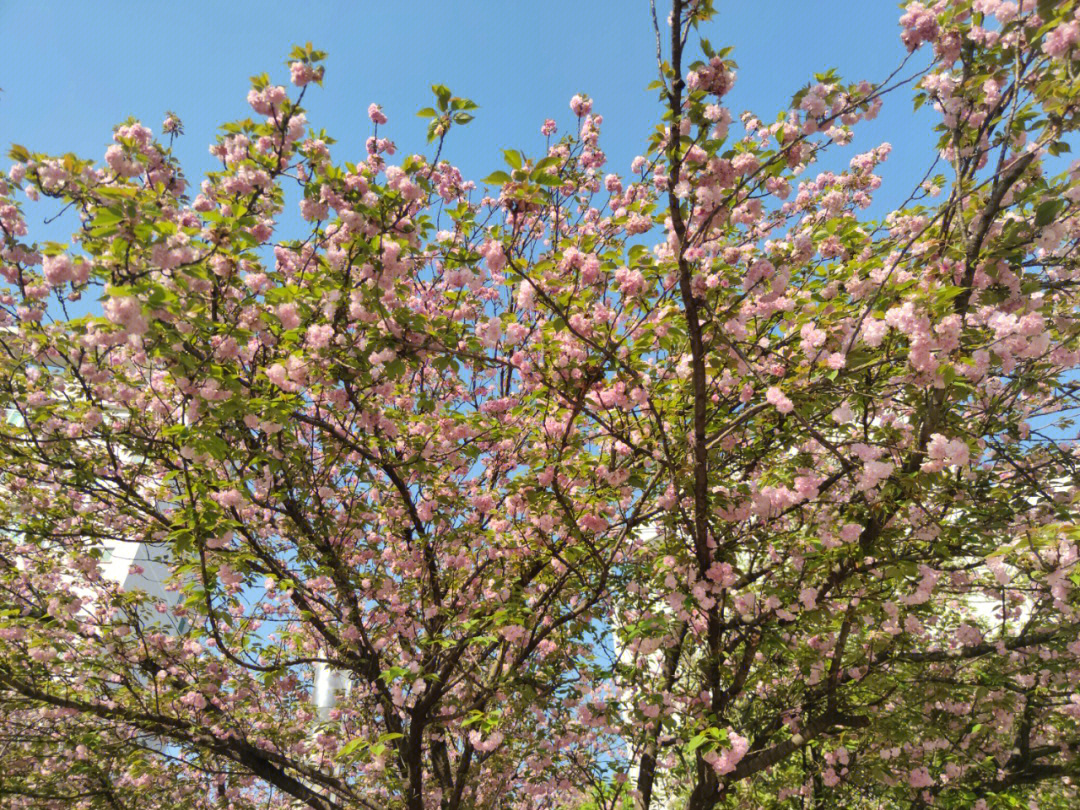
[1044,21,1080,58]
[306,323,334,349]
[468,730,504,753]
[516,282,536,311]
[277,303,301,330]
[899,2,939,52]
[369,103,390,126]
[218,564,244,588]
[711,732,749,775]
[216,489,243,508]
[290,62,319,87]
[706,562,736,587]
[800,322,826,351]
[104,145,141,178]
[247,87,281,115]
[794,474,821,501]
[857,459,894,491]
[369,348,396,366]
[299,197,328,221]
[731,152,760,176]
[907,767,933,788]
[840,524,863,543]
[103,296,148,334]
[504,322,528,345]
[615,266,645,297]
[569,94,592,117]
[922,434,970,472]
[831,401,854,423]
[579,514,609,533]
[479,239,507,273]
[477,317,502,348]
[766,386,794,414]
[42,254,73,286]
[800,90,828,118]
[205,531,233,550]
[181,691,208,711]
[955,623,983,646]
[861,318,888,348]
[994,1,1019,23]
[162,112,183,135]
[267,363,289,388]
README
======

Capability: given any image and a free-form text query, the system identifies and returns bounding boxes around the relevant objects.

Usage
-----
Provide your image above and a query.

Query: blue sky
[2,0,938,238]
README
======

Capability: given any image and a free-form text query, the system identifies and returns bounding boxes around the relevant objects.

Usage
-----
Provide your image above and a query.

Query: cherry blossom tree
[2,1,1080,809]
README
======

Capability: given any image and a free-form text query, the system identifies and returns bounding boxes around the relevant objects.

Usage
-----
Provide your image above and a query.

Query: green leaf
[533,156,560,173]
[89,209,124,235]
[1034,199,1064,228]
[1037,0,1060,20]
[461,711,487,727]
[339,738,366,757]
[503,150,523,170]
[483,171,512,185]
[432,84,452,112]
[379,665,408,683]
[416,107,438,119]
